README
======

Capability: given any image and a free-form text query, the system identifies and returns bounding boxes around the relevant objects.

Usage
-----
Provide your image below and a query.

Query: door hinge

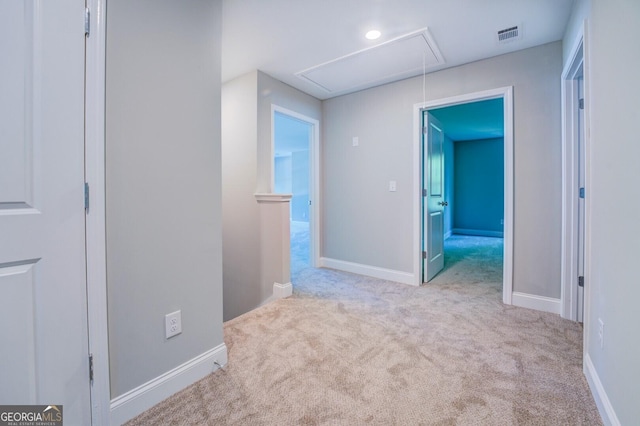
[578,276,584,288]
[89,353,94,382]
[579,187,585,199]
[422,188,427,197]
[85,7,90,36]
[422,251,426,259]
[84,182,90,211]
[423,126,428,135]
[579,98,584,110]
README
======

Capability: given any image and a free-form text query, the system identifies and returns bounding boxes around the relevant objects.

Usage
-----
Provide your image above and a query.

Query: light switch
[389,180,397,192]
[352,136,359,147]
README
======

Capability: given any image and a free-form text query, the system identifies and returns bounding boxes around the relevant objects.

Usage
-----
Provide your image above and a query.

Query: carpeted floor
[126,235,601,425]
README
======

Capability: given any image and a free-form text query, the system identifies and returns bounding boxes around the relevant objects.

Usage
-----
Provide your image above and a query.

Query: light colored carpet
[126,235,601,425]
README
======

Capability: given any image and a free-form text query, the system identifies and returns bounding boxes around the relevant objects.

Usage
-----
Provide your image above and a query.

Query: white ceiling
[222,0,574,100]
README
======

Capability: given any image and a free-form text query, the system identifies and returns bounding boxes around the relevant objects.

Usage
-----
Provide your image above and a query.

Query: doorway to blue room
[424,98,506,289]
[273,110,313,276]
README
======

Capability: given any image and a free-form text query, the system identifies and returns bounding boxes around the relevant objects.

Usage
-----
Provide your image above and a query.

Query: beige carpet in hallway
[126,236,601,425]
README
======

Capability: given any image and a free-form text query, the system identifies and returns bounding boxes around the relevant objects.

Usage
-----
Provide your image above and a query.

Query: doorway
[561,34,587,322]
[413,87,514,304]
[272,107,320,276]
[424,99,505,284]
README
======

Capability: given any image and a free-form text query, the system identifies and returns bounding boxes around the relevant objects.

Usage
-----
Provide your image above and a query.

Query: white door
[423,112,446,282]
[0,0,91,423]
[577,74,586,322]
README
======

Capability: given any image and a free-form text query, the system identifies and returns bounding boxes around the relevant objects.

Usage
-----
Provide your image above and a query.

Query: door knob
[438,201,448,206]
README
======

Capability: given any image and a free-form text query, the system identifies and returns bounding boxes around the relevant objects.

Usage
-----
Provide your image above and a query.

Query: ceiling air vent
[497,25,522,44]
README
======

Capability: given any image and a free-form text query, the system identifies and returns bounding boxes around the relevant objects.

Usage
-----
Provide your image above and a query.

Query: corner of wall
[110,344,228,425]
[584,353,621,426]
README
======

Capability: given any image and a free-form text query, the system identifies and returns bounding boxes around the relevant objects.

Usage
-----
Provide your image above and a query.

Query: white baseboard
[584,353,620,426]
[453,228,504,238]
[273,281,292,299]
[511,292,561,315]
[444,230,452,239]
[319,257,415,286]
[110,343,228,425]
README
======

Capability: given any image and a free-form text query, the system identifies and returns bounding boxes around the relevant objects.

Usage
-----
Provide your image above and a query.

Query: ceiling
[222,0,574,100]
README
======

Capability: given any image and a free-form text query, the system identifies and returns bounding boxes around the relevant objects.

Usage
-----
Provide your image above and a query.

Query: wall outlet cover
[165,310,182,339]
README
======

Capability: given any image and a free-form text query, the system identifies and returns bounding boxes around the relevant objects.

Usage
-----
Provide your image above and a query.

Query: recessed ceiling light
[365,30,381,40]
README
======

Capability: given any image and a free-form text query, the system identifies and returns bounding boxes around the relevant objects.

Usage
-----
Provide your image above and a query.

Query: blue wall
[274,152,309,222]
[274,112,311,223]
[291,151,309,221]
[453,138,504,235]
[444,135,454,237]
[274,155,292,193]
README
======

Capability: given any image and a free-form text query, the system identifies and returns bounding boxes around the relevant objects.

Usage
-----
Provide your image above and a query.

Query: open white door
[0,1,91,423]
[423,112,446,282]
[577,74,586,322]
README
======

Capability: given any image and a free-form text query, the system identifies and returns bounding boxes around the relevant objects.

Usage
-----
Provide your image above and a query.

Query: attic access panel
[296,28,444,94]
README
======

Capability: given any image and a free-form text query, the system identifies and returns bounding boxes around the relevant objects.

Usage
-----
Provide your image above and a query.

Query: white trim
[412,87,514,306]
[560,22,586,321]
[451,229,504,238]
[320,257,415,286]
[581,17,594,377]
[511,292,561,315]
[271,105,321,268]
[85,0,110,424]
[110,344,228,425]
[273,281,293,299]
[584,353,620,426]
[254,193,292,203]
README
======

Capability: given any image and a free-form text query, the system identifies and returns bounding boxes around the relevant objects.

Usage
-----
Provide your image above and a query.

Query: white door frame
[413,86,514,305]
[271,105,321,268]
[85,0,111,423]
[561,22,590,322]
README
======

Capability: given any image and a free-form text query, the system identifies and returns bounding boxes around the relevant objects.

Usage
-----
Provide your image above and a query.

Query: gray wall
[221,71,261,321]
[567,0,640,423]
[322,42,563,298]
[222,71,321,321]
[105,0,223,397]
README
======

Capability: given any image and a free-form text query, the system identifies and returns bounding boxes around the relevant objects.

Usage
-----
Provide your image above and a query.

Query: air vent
[497,25,522,44]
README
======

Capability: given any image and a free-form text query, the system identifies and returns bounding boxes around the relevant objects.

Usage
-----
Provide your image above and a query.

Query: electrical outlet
[598,318,604,349]
[389,180,397,192]
[352,136,359,147]
[165,310,182,339]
